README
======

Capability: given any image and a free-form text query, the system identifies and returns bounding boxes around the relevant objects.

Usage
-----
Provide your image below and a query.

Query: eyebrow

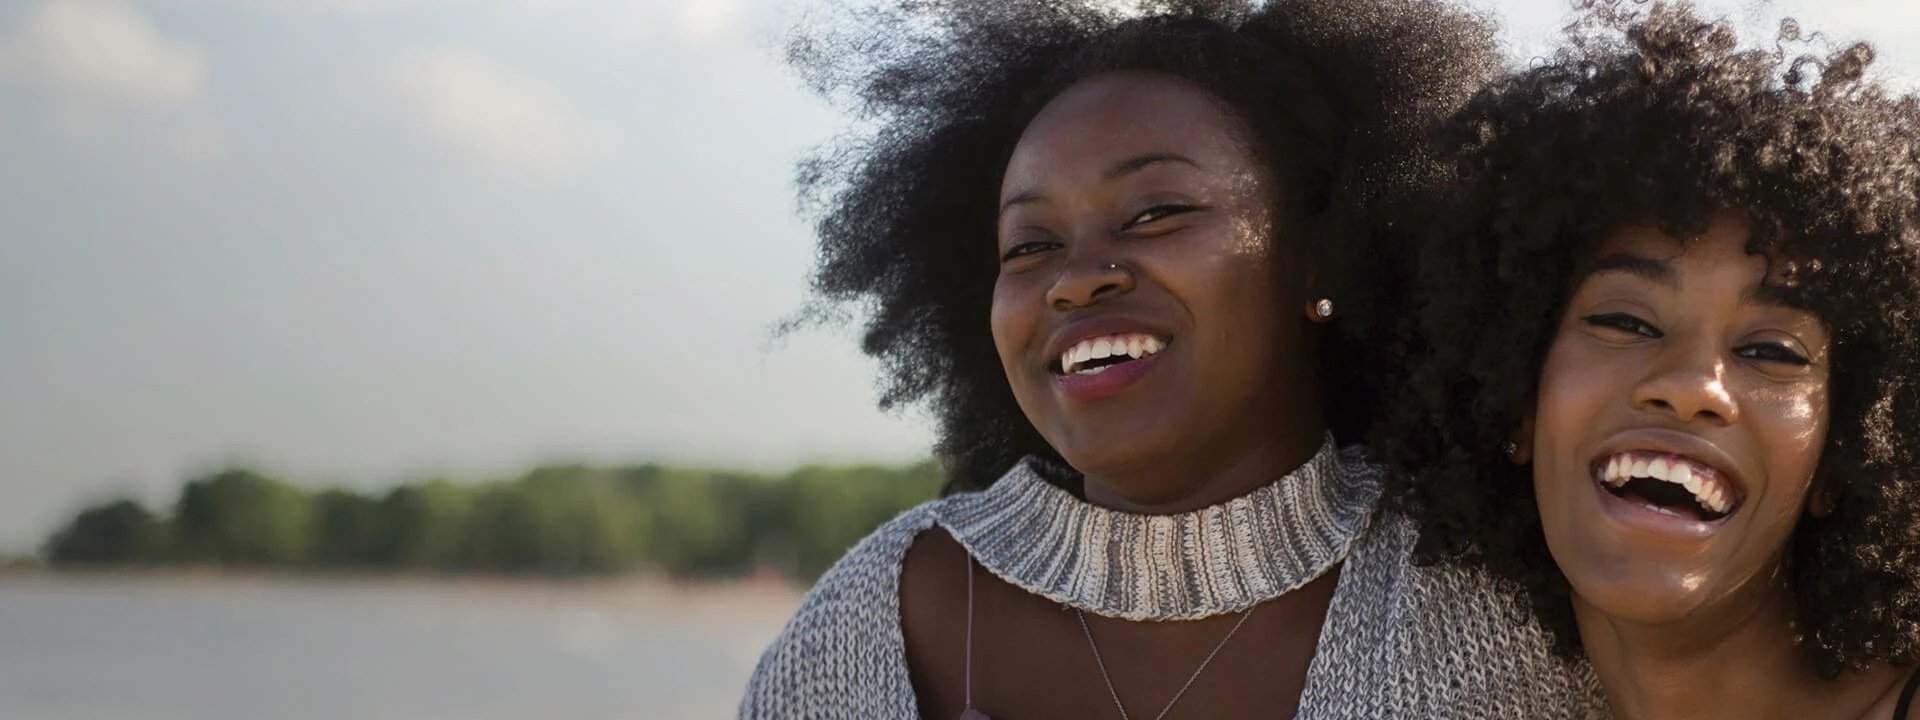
[1747,280,1816,312]
[1103,152,1199,180]
[998,152,1202,214]
[1585,252,1677,289]
[1587,251,1819,313]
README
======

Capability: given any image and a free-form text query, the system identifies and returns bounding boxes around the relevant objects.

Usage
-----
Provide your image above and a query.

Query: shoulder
[1300,505,1610,718]
[1862,667,1920,720]
[739,499,948,719]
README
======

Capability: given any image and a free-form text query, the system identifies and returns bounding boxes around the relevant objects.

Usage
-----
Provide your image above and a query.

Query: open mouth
[1593,451,1741,522]
[1055,333,1167,375]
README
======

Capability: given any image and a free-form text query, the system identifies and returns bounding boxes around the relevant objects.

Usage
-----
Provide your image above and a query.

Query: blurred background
[0,0,1915,718]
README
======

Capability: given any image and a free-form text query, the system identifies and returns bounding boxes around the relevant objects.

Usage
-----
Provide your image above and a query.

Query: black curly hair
[1373,0,1920,678]
[787,0,1499,493]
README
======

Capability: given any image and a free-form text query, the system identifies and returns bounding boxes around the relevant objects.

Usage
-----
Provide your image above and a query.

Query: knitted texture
[942,438,1369,621]
[740,449,1609,719]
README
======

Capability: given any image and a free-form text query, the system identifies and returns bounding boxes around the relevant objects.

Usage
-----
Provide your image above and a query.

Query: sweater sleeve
[738,505,937,720]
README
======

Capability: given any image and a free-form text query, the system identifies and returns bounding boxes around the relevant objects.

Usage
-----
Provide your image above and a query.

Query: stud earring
[1308,298,1335,321]
[1503,441,1519,459]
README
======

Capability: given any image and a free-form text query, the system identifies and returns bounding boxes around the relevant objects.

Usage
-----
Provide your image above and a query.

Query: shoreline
[0,566,808,608]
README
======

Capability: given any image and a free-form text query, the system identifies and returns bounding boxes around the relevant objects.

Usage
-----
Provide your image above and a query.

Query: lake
[0,574,802,720]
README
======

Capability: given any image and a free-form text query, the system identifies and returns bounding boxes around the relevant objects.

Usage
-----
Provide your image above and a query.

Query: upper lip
[1589,428,1749,500]
[1042,314,1172,374]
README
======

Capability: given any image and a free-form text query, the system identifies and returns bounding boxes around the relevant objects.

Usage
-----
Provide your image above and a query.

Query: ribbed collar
[935,438,1379,621]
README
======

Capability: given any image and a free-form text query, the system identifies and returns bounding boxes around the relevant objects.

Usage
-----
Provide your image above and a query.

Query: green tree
[377,480,475,570]
[635,469,784,577]
[465,465,647,574]
[785,462,942,578]
[43,499,172,564]
[173,468,314,566]
[311,489,387,567]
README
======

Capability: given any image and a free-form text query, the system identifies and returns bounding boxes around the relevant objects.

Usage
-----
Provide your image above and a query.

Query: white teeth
[1601,452,1735,517]
[1058,334,1168,374]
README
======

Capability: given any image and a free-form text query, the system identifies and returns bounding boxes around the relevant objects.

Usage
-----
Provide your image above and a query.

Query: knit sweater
[740,445,1609,719]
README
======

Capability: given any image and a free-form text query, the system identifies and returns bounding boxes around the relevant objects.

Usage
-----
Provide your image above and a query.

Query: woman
[743,0,1604,717]
[1379,3,1920,718]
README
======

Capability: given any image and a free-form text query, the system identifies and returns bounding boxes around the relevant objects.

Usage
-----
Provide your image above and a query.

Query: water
[0,574,801,720]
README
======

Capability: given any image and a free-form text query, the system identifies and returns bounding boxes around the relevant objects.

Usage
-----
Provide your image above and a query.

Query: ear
[1509,415,1535,466]
[1806,475,1835,518]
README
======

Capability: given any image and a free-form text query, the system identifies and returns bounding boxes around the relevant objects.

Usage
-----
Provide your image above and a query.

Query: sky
[2,0,1918,550]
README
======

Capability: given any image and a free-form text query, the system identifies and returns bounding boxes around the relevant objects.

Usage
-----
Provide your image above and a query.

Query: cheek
[1534,333,1614,454]
[1750,381,1830,508]
[1754,383,1829,457]
[1174,246,1289,353]
[988,279,1035,376]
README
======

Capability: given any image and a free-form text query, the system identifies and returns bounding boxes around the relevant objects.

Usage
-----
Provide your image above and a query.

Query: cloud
[676,0,742,40]
[608,0,748,47]
[178,0,577,18]
[386,45,605,180]
[0,0,208,109]
[175,0,440,14]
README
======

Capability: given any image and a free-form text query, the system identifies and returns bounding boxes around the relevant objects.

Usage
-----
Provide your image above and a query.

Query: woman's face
[1532,211,1831,626]
[991,71,1318,497]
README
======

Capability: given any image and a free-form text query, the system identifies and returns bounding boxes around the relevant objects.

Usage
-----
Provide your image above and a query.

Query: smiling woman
[740,0,1609,718]
[1376,2,1920,718]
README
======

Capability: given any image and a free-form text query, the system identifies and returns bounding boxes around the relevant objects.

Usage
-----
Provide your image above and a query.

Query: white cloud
[609,0,750,47]
[0,0,208,109]
[176,0,438,14]
[677,0,741,40]
[179,0,575,17]
[387,45,605,180]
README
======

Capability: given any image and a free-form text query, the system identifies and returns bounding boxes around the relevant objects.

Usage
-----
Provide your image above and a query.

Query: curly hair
[1372,1,1920,678]
[788,0,1499,492]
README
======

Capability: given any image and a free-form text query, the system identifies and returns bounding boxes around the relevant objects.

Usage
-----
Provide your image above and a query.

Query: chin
[1049,419,1177,473]
[1563,560,1720,627]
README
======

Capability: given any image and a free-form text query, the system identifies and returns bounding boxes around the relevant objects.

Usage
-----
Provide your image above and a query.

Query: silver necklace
[1073,605,1258,720]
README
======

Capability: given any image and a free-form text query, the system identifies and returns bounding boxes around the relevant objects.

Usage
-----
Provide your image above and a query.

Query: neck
[1080,422,1326,514]
[1576,579,1897,720]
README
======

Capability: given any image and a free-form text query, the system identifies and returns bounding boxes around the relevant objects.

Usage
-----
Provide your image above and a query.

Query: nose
[1631,337,1739,426]
[1046,251,1135,310]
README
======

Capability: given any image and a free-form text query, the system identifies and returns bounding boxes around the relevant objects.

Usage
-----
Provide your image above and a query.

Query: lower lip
[1590,474,1729,540]
[1054,352,1163,403]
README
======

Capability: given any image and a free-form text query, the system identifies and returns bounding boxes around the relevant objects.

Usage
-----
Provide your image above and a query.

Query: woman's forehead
[1584,215,1824,312]
[1003,72,1254,184]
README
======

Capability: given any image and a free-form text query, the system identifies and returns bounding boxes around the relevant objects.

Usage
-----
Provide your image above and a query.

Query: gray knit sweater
[741,445,1608,719]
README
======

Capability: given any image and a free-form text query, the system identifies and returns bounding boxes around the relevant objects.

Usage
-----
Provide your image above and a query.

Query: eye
[1123,204,1199,230]
[1735,342,1811,366]
[1581,312,1661,339]
[1000,239,1060,263]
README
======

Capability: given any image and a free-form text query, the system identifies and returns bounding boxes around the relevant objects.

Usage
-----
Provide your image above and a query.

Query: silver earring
[1311,298,1335,321]
[1502,441,1519,459]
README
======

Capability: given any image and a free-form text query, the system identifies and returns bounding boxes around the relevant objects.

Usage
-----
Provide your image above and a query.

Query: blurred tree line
[42,461,943,581]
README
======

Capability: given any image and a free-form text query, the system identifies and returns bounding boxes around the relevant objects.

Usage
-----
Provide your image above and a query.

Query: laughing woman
[1380,3,1920,719]
[741,1,1606,718]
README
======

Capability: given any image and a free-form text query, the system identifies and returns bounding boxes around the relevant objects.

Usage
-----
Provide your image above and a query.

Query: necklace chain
[1073,605,1257,720]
